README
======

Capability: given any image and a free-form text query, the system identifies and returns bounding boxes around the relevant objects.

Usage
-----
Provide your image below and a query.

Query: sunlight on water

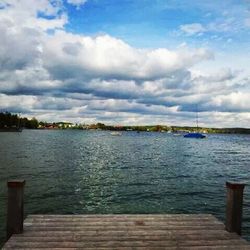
[0,130,250,245]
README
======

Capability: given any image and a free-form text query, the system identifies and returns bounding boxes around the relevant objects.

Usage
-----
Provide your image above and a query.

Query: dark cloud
[0,0,250,127]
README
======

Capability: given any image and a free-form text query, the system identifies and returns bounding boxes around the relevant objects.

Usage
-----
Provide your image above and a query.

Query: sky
[0,0,250,127]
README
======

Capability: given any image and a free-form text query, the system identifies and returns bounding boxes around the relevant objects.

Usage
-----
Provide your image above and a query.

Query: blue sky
[0,0,250,127]
[65,0,250,49]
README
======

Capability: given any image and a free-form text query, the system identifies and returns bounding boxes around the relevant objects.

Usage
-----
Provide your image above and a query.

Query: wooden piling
[6,180,25,240]
[3,180,250,249]
[226,181,245,235]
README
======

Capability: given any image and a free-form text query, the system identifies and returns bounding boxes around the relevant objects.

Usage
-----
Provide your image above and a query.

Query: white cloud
[211,92,250,112]
[180,18,238,36]
[0,94,37,112]
[180,23,206,35]
[43,31,213,81]
[0,0,250,127]
[207,18,235,33]
[0,0,65,28]
[67,0,87,8]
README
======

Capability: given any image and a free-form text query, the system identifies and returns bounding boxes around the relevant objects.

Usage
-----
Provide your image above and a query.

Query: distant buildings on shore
[2,112,250,134]
[37,122,210,133]
[37,122,250,134]
[38,122,75,129]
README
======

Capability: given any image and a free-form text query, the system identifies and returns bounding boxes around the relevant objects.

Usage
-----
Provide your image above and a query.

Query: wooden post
[6,180,25,240]
[226,181,245,235]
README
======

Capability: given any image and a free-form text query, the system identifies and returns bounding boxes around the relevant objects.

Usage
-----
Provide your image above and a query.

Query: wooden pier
[3,180,250,249]
[3,214,250,249]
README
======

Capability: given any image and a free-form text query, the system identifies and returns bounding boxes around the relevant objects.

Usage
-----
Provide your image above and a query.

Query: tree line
[1,112,250,133]
[0,112,39,129]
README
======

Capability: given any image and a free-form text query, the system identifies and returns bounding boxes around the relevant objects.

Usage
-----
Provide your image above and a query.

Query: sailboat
[184,106,206,139]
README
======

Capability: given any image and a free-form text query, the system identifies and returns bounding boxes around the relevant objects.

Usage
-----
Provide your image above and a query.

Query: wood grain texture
[3,214,250,249]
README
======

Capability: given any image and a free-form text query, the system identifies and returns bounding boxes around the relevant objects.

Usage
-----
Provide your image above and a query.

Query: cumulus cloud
[210,92,250,112]
[0,0,250,127]
[0,0,66,30]
[43,31,213,82]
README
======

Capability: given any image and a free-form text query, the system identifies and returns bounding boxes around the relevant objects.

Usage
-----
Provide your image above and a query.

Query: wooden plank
[23,216,224,227]
[24,218,220,226]
[16,229,238,238]
[24,218,221,225]
[27,213,215,217]
[178,239,249,246]
[3,248,250,250]
[25,214,217,221]
[24,221,225,227]
[23,215,224,227]
[25,215,216,223]
[8,232,241,242]
[3,247,177,250]
[22,225,226,232]
[3,240,178,248]
[24,219,222,224]
[25,214,218,220]
[3,214,250,250]
[180,247,250,250]
[12,239,242,246]
[4,239,250,248]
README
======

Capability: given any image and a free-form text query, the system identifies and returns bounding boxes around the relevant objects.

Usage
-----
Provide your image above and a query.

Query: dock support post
[6,180,25,240]
[226,181,245,235]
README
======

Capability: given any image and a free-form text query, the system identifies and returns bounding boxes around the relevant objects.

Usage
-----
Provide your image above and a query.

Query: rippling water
[0,130,250,245]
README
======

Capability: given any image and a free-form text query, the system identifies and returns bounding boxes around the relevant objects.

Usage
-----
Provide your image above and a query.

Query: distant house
[38,124,45,129]
[47,125,55,129]
[56,122,74,129]
[44,123,58,129]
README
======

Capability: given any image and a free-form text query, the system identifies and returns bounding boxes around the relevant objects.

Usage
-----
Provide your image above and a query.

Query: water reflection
[0,130,250,245]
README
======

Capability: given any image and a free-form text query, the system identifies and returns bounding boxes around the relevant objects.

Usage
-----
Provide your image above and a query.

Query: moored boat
[110,131,122,136]
[184,132,206,139]
[184,105,206,139]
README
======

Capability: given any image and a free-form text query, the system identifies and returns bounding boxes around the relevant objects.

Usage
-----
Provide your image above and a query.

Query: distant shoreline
[33,126,250,134]
[1,112,250,134]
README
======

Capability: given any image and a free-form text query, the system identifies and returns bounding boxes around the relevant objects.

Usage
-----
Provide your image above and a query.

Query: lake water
[0,130,250,245]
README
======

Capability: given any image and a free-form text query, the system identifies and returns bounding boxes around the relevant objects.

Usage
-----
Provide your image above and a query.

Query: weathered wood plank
[23,216,224,227]
[180,247,250,250]
[3,214,250,249]
[24,217,220,226]
[10,233,242,243]
[24,217,223,222]
[24,215,216,223]
[3,248,250,250]
[16,229,238,238]
[27,214,215,218]
[3,239,250,248]
[25,214,217,220]
[24,222,224,228]
[178,239,249,246]
[4,240,249,250]
[2,247,177,250]
[3,240,178,248]
[24,219,222,225]
[22,226,226,233]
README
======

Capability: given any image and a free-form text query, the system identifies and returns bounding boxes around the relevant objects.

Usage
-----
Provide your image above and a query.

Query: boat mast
[17,113,21,129]
[196,104,199,129]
